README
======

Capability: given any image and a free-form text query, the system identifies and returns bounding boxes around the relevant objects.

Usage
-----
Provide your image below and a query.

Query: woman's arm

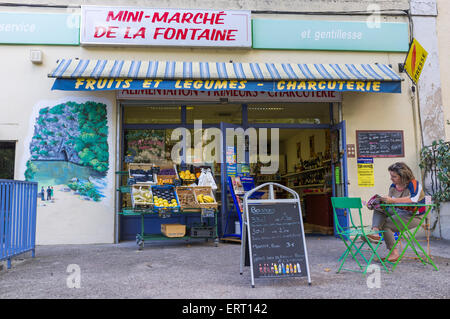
[381,196,413,204]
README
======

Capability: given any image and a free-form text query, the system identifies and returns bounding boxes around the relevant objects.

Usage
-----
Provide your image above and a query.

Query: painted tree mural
[25,101,109,202]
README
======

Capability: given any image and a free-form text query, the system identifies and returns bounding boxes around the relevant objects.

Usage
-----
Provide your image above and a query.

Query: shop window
[123,105,181,124]
[247,103,330,124]
[186,104,241,124]
[0,142,15,179]
[124,129,176,163]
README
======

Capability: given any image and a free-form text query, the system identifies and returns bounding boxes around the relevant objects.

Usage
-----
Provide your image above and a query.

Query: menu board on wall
[356,130,405,158]
[247,202,308,279]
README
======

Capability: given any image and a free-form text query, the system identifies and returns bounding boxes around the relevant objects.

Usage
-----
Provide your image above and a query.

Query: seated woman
[366,162,426,262]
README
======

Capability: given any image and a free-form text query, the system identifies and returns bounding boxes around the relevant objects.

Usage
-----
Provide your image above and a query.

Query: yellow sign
[404,38,428,84]
[357,158,374,187]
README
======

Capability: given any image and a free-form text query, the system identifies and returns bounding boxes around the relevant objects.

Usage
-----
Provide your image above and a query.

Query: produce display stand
[118,174,219,250]
[131,208,219,250]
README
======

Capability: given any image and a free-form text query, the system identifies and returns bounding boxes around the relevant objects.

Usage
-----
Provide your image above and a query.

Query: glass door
[330,120,349,234]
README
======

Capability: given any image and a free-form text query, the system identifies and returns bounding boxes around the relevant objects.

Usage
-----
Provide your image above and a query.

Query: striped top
[48,59,402,82]
[389,180,427,215]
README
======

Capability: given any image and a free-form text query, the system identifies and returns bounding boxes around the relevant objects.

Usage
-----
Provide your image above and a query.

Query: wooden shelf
[289,184,324,189]
[282,166,329,178]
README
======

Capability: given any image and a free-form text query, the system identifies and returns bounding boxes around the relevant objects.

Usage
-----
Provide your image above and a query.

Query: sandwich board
[240,183,311,288]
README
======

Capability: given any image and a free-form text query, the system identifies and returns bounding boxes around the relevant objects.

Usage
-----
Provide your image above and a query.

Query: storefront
[48,57,404,242]
[2,4,420,245]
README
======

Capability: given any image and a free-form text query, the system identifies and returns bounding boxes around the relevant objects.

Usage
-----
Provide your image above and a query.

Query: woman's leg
[383,213,422,258]
[372,209,388,230]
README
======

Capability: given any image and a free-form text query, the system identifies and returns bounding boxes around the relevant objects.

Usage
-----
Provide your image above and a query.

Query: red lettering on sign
[94,26,107,38]
[106,11,124,22]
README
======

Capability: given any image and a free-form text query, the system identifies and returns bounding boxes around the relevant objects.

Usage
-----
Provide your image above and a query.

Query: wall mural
[24,101,109,202]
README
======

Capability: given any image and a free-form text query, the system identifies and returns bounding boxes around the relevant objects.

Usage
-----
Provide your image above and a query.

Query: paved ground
[1,236,449,299]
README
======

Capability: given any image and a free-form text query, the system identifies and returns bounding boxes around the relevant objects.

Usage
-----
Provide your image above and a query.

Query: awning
[48,59,402,93]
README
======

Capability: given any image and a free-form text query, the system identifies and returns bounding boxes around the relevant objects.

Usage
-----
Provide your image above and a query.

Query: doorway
[0,141,16,179]
[118,102,348,240]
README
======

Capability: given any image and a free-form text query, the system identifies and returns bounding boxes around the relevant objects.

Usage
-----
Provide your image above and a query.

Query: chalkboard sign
[247,202,308,279]
[356,130,404,158]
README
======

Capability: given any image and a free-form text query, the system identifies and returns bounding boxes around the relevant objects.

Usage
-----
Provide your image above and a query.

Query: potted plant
[419,140,450,239]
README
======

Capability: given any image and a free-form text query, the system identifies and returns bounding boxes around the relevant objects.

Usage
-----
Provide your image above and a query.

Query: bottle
[297,263,301,273]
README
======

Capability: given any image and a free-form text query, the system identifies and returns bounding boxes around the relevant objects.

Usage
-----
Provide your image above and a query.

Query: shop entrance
[118,102,348,241]
[0,141,16,179]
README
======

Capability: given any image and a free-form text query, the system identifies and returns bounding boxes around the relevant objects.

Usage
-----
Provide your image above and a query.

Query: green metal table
[380,203,438,271]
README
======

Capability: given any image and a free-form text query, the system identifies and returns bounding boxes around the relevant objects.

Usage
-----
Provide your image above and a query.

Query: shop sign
[0,12,79,45]
[117,89,342,102]
[53,78,401,94]
[403,38,428,84]
[252,19,409,52]
[80,6,251,47]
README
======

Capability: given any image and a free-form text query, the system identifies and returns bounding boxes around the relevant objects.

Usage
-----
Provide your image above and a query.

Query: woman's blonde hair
[388,162,415,186]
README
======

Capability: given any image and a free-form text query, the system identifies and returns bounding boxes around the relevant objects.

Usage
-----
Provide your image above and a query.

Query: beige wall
[343,83,421,225]
[0,5,416,243]
[437,0,450,141]
[0,45,118,245]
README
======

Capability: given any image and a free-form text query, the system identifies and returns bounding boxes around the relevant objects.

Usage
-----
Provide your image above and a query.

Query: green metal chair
[331,197,389,274]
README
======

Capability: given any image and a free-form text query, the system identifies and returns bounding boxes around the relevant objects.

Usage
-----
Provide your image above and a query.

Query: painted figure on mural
[47,186,52,201]
[40,186,45,201]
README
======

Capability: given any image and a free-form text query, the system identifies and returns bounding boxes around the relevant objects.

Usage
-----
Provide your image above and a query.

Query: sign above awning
[49,59,403,93]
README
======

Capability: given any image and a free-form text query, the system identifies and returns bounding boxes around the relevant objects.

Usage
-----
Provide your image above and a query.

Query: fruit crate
[128,163,156,184]
[176,186,200,209]
[178,168,198,185]
[151,185,180,213]
[193,186,218,209]
[131,185,153,209]
[155,164,179,185]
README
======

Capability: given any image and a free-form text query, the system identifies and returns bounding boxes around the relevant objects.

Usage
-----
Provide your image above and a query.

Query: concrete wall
[435,0,450,239]
[437,0,450,142]
[410,0,446,146]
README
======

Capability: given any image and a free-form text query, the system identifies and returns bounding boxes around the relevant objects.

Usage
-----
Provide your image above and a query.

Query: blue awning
[48,59,402,93]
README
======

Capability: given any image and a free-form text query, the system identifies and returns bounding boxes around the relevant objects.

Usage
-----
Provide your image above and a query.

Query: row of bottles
[298,171,325,185]
[258,262,301,275]
[295,153,331,171]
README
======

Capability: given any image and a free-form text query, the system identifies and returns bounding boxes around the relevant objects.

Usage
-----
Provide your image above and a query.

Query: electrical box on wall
[30,50,43,64]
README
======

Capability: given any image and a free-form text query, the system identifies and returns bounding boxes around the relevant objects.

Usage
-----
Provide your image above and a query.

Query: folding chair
[331,197,389,274]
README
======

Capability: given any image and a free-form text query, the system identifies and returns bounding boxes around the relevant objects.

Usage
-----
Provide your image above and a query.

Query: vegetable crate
[193,186,218,209]
[176,186,200,209]
[151,185,181,213]
[131,185,153,209]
